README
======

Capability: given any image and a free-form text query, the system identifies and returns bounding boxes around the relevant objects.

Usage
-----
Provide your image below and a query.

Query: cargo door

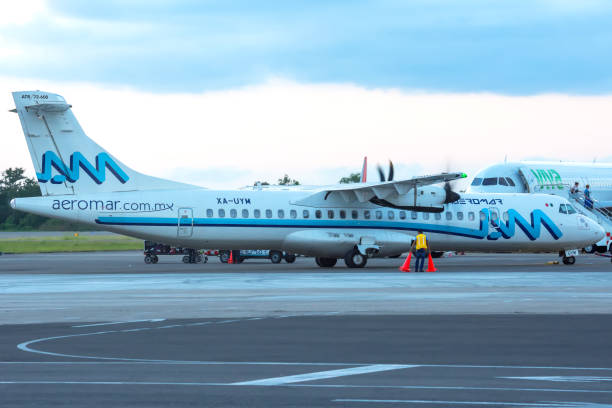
[177,207,194,237]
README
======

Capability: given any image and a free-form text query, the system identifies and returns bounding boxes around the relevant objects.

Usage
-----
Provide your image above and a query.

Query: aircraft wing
[295,172,467,205]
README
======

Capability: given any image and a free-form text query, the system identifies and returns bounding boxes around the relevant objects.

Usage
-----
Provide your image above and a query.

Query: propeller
[376,160,394,182]
[442,158,461,203]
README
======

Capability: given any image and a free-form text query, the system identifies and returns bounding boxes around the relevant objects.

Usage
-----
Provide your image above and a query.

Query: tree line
[0,168,87,231]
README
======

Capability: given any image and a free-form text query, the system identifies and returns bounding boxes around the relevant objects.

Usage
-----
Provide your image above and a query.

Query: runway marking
[333,399,608,407]
[502,376,612,383]
[231,364,415,385]
[72,319,165,328]
[0,381,611,395]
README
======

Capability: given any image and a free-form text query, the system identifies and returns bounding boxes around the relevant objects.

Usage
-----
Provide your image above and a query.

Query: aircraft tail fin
[11,91,196,196]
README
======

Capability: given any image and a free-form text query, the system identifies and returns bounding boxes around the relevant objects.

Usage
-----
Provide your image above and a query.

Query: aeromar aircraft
[9,91,604,267]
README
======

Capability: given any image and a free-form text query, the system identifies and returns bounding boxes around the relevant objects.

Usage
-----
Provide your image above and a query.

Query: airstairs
[568,194,612,253]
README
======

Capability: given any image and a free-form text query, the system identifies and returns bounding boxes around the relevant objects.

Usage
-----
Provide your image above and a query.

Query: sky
[1,1,612,189]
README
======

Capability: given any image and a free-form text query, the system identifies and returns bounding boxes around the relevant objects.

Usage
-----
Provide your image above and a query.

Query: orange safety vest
[415,233,427,250]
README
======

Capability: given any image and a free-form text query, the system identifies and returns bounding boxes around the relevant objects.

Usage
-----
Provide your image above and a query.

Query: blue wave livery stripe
[491,209,563,240]
[37,151,129,185]
[95,208,562,241]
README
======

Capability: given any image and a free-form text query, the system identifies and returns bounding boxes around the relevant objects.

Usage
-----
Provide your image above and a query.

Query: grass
[0,234,143,253]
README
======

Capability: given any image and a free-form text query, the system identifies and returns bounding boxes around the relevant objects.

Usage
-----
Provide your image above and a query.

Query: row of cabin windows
[204,208,491,222]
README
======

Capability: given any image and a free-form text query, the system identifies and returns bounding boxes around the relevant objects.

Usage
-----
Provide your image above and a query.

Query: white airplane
[469,161,612,254]
[9,91,604,267]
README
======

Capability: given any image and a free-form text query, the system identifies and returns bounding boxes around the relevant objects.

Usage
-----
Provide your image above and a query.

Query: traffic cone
[399,252,412,272]
[426,252,437,272]
[228,251,233,264]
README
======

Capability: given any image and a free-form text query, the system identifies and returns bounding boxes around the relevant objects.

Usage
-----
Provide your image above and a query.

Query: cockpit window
[506,177,516,186]
[471,178,483,186]
[559,204,567,214]
[482,177,497,186]
[566,205,577,214]
[498,177,508,186]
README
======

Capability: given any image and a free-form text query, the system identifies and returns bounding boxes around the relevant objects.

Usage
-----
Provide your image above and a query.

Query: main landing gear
[315,257,337,267]
[315,248,368,268]
[344,248,367,268]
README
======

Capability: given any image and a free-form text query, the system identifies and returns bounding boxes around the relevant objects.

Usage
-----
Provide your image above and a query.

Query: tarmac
[1,251,612,407]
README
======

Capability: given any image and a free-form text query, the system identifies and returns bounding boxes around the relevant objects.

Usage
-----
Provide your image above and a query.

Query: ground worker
[410,230,430,272]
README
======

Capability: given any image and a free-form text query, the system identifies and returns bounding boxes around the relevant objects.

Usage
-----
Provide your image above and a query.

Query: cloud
[1,1,612,93]
[2,77,611,190]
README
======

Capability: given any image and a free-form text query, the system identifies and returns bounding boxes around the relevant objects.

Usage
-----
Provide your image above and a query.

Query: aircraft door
[177,207,194,237]
[489,207,501,228]
[518,167,538,193]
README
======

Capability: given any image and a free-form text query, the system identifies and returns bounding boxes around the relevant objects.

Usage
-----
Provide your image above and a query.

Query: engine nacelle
[370,185,459,213]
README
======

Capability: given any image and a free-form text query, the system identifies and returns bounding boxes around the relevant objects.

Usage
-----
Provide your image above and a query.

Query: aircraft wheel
[270,251,283,264]
[562,256,576,265]
[152,255,159,264]
[182,255,190,264]
[344,249,367,268]
[315,257,337,267]
[284,253,296,263]
[196,255,203,263]
[144,255,153,264]
[431,251,444,259]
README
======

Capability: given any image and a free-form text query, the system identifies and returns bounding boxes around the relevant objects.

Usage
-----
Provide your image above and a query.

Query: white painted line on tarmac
[72,319,165,328]
[0,381,611,395]
[333,399,603,407]
[502,376,612,383]
[231,364,416,385]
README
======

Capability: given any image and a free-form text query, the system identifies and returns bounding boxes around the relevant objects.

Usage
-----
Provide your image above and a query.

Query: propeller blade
[388,160,394,182]
[444,181,460,203]
[377,165,386,182]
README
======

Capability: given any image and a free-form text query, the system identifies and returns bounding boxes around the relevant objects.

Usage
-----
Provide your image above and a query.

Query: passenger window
[399,211,406,220]
[315,210,322,219]
[278,209,285,219]
[446,211,452,220]
[206,209,213,217]
[457,211,464,220]
[364,210,371,219]
[423,213,429,220]
[411,211,417,220]
[303,209,310,218]
[468,211,475,221]
[435,213,441,220]
[502,211,509,221]
[482,177,497,186]
[351,210,358,219]
[490,209,500,223]
[254,209,261,218]
[328,210,334,219]
[506,177,516,187]
[265,209,272,218]
[480,211,486,221]
[559,204,567,214]
[388,211,394,220]
[375,210,382,220]
[340,210,346,219]
[290,209,297,219]
[471,178,483,186]
[218,209,225,218]
[242,209,249,218]
[499,177,508,186]
[230,209,237,218]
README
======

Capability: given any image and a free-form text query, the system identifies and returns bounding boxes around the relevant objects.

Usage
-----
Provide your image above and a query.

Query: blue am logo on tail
[37,151,129,185]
